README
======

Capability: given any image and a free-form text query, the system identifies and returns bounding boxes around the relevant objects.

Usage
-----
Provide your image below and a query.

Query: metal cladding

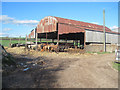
[37,16,58,33]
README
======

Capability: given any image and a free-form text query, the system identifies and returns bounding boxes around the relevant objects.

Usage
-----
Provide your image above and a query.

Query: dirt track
[2,47,118,88]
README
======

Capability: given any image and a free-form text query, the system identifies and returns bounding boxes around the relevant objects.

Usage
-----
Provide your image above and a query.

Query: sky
[0,2,119,37]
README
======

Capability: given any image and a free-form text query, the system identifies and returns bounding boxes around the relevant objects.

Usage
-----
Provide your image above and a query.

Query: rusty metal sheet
[36,16,120,35]
[37,16,58,33]
[54,16,113,33]
[58,23,85,35]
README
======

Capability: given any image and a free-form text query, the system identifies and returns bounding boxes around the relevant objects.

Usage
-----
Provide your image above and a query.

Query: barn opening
[37,31,85,49]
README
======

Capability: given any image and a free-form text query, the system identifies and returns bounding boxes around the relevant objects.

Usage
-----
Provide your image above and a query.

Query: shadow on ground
[2,53,66,88]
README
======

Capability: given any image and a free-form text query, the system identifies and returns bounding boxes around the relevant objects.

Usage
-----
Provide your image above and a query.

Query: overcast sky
[0,1,119,37]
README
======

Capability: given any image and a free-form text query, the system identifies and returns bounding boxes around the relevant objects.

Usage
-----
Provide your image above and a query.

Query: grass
[0,37,26,39]
[0,40,26,47]
[112,62,120,71]
[1,38,73,47]
[96,52,111,54]
[0,39,55,47]
[87,51,111,54]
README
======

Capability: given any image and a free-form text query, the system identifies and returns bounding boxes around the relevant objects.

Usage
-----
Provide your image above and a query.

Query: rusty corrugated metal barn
[29,16,120,47]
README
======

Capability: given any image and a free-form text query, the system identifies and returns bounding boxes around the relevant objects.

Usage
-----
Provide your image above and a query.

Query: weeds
[87,51,112,54]
[112,61,120,71]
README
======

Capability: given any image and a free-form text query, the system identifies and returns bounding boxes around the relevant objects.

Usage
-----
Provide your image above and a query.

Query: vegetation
[0,37,73,47]
[0,40,26,47]
[87,51,112,54]
[112,62,120,71]
[1,45,16,66]
[2,53,16,66]
[0,37,26,39]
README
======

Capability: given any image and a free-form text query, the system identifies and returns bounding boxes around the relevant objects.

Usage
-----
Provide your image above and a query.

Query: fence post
[25,35,27,49]
[9,37,11,48]
[36,32,38,51]
[30,36,31,44]
[18,36,21,44]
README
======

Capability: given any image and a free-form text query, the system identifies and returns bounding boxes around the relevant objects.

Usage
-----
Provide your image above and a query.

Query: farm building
[28,16,120,52]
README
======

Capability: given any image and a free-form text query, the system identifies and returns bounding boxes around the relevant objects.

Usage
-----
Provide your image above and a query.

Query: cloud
[110,25,119,32]
[91,22,99,25]
[0,15,14,24]
[110,25,118,30]
[0,15,39,26]
[3,28,13,31]
[0,33,8,36]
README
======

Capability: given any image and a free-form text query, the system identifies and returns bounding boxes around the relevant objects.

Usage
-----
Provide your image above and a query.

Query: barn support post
[46,32,48,45]
[84,32,86,48]
[40,38,41,43]
[35,32,38,51]
[57,33,59,45]
[74,40,77,49]
[77,40,78,47]
[78,40,80,48]
[52,39,54,43]
[73,40,75,48]
[65,38,67,44]
[57,33,60,52]
[39,33,42,43]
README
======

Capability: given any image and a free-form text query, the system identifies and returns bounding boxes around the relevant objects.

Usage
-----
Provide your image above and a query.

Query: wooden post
[103,9,106,52]
[46,33,48,45]
[65,38,67,44]
[36,32,38,50]
[25,35,27,49]
[73,40,75,48]
[30,35,31,43]
[9,37,11,48]
[57,33,59,45]
[52,39,54,43]
[18,36,21,44]
[40,38,41,43]
[78,40,80,48]
[57,33,60,52]
[75,40,77,49]
[84,32,86,49]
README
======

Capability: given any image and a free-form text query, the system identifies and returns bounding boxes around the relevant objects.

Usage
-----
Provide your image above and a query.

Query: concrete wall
[85,30,120,44]
[85,44,117,52]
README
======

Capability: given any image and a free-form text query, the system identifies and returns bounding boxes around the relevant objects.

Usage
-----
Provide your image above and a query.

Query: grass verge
[112,61,120,71]
[87,51,111,54]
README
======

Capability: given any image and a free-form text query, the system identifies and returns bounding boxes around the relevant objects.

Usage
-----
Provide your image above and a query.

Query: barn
[28,16,120,52]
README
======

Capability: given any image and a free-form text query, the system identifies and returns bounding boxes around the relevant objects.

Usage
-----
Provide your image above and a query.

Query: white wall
[85,30,120,44]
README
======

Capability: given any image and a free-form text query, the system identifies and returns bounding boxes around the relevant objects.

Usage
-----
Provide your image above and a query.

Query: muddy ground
[2,47,118,88]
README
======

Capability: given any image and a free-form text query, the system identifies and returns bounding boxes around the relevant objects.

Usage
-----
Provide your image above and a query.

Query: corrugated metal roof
[58,23,85,34]
[54,16,118,34]
[29,16,119,37]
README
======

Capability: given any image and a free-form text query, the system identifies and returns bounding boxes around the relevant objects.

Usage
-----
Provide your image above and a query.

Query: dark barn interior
[37,31,85,49]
